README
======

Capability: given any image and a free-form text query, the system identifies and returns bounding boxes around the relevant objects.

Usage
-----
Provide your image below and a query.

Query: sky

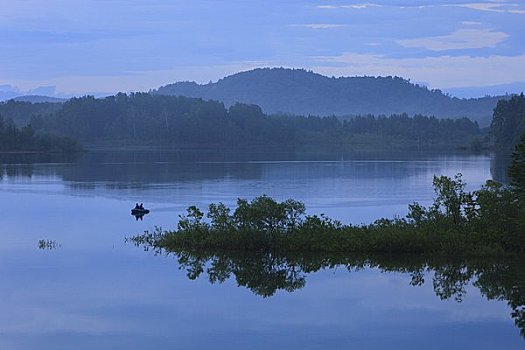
[1,0,524,98]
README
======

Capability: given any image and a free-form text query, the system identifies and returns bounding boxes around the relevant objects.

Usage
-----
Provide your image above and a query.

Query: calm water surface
[0,150,522,349]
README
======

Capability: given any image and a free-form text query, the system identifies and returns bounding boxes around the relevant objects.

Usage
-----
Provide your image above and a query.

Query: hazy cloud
[461,21,482,25]
[316,1,525,14]
[456,2,525,14]
[396,28,509,51]
[312,52,525,88]
[290,24,346,29]
[317,3,382,9]
[4,62,273,95]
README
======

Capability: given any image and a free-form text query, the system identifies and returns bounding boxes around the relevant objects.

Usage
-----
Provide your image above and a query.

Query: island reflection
[131,240,525,337]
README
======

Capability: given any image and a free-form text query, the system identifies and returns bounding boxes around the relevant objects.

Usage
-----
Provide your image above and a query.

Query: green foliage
[282,199,306,231]
[232,196,306,233]
[491,93,525,149]
[406,202,426,226]
[431,174,474,225]
[176,195,307,236]
[509,132,525,195]
[234,196,285,232]
[178,206,205,231]
[207,203,232,231]
[407,174,475,226]
[473,181,522,239]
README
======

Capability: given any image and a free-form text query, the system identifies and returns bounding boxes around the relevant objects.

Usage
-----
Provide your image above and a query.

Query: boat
[131,208,150,215]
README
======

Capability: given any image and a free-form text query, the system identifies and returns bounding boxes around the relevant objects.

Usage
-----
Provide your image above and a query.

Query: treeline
[30,93,481,149]
[0,116,81,153]
[0,100,62,126]
[491,93,525,149]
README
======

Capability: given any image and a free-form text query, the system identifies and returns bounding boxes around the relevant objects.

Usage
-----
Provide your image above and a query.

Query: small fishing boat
[131,208,150,215]
[131,203,150,216]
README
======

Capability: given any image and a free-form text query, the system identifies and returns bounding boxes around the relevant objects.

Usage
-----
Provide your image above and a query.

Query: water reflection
[37,239,61,250]
[491,151,513,184]
[0,149,494,186]
[140,246,525,336]
[0,152,80,165]
[133,213,146,221]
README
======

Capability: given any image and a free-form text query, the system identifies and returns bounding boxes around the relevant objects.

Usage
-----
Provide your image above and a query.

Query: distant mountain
[11,95,67,103]
[155,68,505,126]
[443,82,524,99]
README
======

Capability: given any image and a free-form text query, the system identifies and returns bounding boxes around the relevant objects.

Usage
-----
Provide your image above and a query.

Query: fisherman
[134,203,140,209]
[139,203,144,209]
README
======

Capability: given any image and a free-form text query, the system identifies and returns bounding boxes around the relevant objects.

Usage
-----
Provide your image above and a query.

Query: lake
[0,150,522,349]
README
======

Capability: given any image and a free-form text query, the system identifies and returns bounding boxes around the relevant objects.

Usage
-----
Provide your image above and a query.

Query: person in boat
[134,203,140,210]
[139,203,144,209]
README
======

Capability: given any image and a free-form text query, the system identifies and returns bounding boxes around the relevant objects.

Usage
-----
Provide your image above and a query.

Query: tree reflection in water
[132,241,525,336]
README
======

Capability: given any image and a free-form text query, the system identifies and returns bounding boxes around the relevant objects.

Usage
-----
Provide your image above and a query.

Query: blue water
[0,150,521,349]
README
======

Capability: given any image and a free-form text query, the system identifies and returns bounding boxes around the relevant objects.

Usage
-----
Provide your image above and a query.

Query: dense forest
[491,93,525,149]
[0,116,81,152]
[28,93,481,149]
[155,68,504,126]
[0,100,62,126]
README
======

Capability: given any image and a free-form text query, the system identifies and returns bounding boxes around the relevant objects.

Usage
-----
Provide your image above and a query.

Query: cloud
[311,52,525,88]
[290,24,346,29]
[457,2,508,12]
[396,28,509,51]
[461,21,482,25]
[317,3,382,10]
[436,2,525,15]
[316,2,525,14]
[455,2,525,14]
[342,3,382,9]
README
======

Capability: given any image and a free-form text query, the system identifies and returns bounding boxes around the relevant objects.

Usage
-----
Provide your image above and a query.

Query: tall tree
[509,132,525,195]
[491,93,525,149]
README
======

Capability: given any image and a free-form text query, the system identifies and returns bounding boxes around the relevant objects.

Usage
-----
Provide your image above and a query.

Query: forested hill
[31,93,481,149]
[155,68,503,126]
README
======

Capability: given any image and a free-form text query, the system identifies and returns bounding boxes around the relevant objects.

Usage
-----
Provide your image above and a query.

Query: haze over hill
[156,68,506,127]
[11,95,67,104]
